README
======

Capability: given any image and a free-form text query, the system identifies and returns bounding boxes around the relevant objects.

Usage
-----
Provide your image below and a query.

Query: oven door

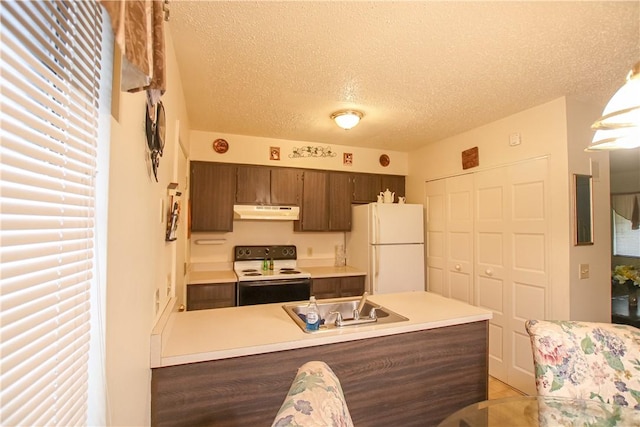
[237,278,311,306]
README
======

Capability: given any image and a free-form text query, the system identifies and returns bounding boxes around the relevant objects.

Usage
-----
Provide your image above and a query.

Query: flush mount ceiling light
[587,61,640,151]
[331,110,363,130]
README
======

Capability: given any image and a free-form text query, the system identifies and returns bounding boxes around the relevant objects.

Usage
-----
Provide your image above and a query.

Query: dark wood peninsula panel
[189,162,236,232]
[151,320,488,427]
[186,283,236,310]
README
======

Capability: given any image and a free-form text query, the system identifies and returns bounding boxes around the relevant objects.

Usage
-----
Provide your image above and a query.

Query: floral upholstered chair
[271,361,354,427]
[525,320,640,409]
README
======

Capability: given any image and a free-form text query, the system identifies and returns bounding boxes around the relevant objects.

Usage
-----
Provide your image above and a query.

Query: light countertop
[151,292,492,368]
[302,265,365,278]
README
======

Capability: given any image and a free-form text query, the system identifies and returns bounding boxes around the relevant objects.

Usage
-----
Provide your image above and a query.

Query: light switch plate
[579,263,589,279]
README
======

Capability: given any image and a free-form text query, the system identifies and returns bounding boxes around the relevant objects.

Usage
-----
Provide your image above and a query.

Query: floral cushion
[271,361,354,427]
[526,320,640,409]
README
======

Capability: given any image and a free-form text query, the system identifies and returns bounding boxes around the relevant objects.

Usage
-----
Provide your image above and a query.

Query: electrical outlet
[509,133,521,146]
[579,264,589,279]
[166,274,172,296]
[307,247,313,257]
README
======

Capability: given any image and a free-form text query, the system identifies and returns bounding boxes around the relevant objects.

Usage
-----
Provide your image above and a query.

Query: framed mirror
[574,174,593,245]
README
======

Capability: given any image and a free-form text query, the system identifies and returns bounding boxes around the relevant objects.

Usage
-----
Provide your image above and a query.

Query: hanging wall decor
[343,153,353,165]
[462,146,479,170]
[270,146,280,160]
[289,145,337,158]
[145,99,166,182]
[379,154,390,167]
[213,138,229,153]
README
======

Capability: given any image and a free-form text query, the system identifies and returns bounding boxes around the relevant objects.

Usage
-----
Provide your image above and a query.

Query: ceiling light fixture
[331,110,363,130]
[586,61,640,151]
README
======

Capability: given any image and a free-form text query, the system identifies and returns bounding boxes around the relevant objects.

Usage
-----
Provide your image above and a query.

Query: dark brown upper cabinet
[190,161,236,232]
[236,165,301,206]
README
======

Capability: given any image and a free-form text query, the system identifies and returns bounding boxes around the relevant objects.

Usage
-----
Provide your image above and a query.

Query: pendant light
[331,110,363,130]
[587,61,640,151]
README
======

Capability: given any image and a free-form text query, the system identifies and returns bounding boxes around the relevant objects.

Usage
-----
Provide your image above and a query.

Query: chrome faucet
[357,291,369,316]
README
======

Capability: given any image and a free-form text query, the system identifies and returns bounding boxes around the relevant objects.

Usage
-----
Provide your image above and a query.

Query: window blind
[0,1,103,426]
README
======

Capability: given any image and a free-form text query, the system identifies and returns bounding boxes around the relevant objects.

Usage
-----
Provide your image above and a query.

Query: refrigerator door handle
[373,245,380,292]
[372,204,380,244]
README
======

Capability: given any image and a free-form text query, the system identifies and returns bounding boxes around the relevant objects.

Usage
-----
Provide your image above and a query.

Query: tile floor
[488,376,526,400]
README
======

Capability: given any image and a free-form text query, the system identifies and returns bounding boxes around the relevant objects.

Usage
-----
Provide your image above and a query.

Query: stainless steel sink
[282,296,409,333]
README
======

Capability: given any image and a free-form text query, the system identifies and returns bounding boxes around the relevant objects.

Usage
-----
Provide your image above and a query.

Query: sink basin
[282,296,409,333]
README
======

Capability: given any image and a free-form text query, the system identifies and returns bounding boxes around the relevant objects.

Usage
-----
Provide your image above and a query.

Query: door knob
[455,264,461,271]
[485,269,493,276]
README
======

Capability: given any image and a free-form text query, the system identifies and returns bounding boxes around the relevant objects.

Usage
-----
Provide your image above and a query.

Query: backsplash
[190,220,345,269]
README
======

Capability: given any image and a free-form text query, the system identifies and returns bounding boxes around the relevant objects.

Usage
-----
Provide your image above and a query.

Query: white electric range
[233,245,311,305]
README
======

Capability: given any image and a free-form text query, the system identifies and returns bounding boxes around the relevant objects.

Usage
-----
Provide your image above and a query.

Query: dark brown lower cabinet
[312,275,365,299]
[186,283,236,310]
[151,320,488,427]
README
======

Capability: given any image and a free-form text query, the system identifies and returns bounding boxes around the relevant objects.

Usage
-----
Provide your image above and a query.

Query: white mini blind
[0,1,103,426]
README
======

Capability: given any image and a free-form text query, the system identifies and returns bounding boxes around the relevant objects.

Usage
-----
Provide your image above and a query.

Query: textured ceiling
[169,1,639,153]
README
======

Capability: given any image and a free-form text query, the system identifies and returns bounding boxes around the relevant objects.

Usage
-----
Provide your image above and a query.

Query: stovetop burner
[233,245,311,282]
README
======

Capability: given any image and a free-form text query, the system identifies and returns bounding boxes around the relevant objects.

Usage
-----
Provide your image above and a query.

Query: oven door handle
[238,279,310,287]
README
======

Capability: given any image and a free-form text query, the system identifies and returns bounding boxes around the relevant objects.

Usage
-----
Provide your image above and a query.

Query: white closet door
[425,180,446,296]
[446,174,475,303]
[474,167,510,382]
[508,158,549,395]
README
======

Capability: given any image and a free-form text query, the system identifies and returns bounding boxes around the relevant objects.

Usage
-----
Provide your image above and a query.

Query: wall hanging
[145,100,165,181]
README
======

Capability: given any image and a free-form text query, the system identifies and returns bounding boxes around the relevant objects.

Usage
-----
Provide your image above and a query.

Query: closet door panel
[508,158,549,395]
[425,180,446,296]
[475,167,509,382]
[445,174,474,304]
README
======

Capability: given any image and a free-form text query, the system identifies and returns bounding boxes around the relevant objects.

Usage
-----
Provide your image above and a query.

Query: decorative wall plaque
[270,146,280,160]
[462,147,479,170]
[343,153,353,166]
[213,138,228,154]
[289,146,336,158]
[379,154,390,167]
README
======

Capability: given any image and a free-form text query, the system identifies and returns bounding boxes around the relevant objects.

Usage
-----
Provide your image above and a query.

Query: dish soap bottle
[305,296,320,331]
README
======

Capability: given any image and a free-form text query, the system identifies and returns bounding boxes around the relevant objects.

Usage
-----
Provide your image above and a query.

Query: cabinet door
[236,166,270,204]
[312,277,341,299]
[187,283,236,310]
[340,276,365,297]
[352,173,381,203]
[381,175,405,202]
[190,162,236,232]
[296,170,328,231]
[271,168,301,205]
[328,172,352,231]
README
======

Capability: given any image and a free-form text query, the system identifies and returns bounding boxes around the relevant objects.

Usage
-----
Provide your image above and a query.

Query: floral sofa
[271,361,354,427]
[525,320,640,408]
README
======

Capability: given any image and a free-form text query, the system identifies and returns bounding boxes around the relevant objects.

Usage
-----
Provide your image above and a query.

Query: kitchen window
[0,2,111,425]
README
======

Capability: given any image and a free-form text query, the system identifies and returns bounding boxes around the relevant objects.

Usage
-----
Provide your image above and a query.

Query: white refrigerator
[346,203,425,294]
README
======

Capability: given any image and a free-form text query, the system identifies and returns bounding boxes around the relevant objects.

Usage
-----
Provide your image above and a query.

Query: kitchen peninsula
[151,292,492,426]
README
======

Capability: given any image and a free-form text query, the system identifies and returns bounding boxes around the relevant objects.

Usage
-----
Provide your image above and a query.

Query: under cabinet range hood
[233,205,300,221]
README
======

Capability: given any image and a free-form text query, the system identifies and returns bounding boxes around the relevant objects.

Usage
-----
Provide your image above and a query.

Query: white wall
[105,26,190,425]
[189,130,408,175]
[407,97,611,321]
[565,97,611,322]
